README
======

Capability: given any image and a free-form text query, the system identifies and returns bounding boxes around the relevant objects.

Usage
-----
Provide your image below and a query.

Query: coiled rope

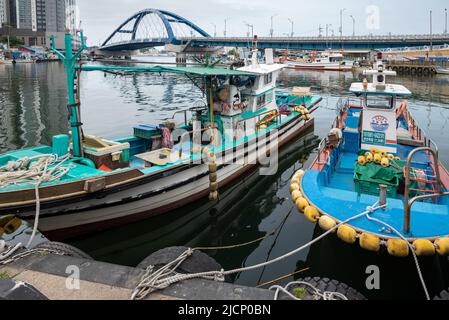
[0,240,69,265]
[131,203,387,300]
[269,281,348,300]
[0,154,71,248]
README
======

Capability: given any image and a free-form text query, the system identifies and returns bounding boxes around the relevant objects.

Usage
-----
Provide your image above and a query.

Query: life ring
[222,103,232,112]
[233,101,247,111]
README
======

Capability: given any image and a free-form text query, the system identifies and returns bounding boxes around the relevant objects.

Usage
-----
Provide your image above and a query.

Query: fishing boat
[284,51,353,72]
[0,33,322,239]
[436,67,449,75]
[290,52,449,257]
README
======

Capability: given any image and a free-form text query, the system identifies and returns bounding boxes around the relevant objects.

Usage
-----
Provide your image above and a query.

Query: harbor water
[1,60,449,300]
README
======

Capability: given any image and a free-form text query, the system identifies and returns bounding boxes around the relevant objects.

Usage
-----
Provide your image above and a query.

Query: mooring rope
[364,210,430,300]
[131,203,387,300]
[269,281,348,301]
[0,154,71,248]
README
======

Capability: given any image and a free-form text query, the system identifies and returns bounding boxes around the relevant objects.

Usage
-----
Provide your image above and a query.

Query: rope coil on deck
[0,154,72,248]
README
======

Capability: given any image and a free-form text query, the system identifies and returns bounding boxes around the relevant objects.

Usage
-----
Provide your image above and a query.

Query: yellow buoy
[359,233,381,252]
[358,156,367,166]
[387,239,410,257]
[209,163,217,173]
[304,206,320,223]
[290,183,300,193]
[210,182,219,192]
[291,176,300,185]
[365,153,374,163]
[387,154,395,160]
[381,157,390,168]
[435,238,449,256]
[209,172,217,182]
[291,190,303,202]
[337,225,357,244]
[413,239,436,256]
[295,197,309,212]
[395,156,401,161]
[380,150,387,157]
[370,147,378,154]
[294,170,305,179]
[318,215,337,232]
[209,191,219,201]
[374,153,382,164]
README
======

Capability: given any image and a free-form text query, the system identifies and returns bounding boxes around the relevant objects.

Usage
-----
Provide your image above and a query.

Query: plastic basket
[354,177,398,198]
[133,125,161,140]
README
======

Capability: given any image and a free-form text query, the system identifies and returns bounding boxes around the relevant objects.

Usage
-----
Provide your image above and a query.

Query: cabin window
[264,73,273,85]
[365,95,394,109]
[265,91,274,103]
[257,94,266,107]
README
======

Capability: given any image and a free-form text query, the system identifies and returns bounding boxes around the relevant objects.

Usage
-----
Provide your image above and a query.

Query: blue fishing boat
[291,53,449,257]
[0,33,321,239]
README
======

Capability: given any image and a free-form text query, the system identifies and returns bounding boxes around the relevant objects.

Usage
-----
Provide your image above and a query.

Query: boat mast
[50,32,87,158]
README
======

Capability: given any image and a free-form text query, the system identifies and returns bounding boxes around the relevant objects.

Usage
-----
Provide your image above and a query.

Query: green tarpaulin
[78,65,256,76]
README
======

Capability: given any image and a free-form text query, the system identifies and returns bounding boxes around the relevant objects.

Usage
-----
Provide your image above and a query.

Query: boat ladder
[403,145,449,234]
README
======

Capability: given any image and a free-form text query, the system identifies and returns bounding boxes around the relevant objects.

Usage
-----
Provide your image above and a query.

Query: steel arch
[101,8,210,50]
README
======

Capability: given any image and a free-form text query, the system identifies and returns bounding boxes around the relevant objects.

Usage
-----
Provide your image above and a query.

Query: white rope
[0,154,71,249]
[131,203,386,300]
[0,242,23,262]
[364,212,430,300]
[269,281,348,300]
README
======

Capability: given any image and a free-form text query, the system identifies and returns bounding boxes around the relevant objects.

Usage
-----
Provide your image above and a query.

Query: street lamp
[326,24,332,48]
[244,21,254,38]
[430,10,433,51]
[349,15,355,36]
[270,14,278,37]
[339,8,346,37]
[212,23,217,37]
[288,18,294,38]
[445,8,448,34]
[224,18,230,38]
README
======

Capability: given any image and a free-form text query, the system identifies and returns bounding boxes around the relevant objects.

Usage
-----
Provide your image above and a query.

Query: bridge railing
[179,34,449,42]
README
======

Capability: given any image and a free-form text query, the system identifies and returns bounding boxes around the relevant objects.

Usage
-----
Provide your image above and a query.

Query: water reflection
[1,62,449,299]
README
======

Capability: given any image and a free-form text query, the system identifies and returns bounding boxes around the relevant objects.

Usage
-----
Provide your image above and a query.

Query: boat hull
[285,62,353,72]
[7,111,317,240]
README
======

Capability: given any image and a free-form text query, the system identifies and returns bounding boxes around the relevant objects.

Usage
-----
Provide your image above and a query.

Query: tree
[0,36,25,47]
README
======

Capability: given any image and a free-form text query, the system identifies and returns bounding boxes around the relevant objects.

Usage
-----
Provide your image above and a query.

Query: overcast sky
[77,0,448,46]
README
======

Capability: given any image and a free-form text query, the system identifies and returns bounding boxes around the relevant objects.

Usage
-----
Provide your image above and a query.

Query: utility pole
[224,18,230,38]
[445,8,448,34]
[319,24,323,37]
[430,10,433,51]
[212,23,217,37]
[288,18,294,38]
[270,14,277,37]
[339,8,346,37]
[350,15,355,36]
[326,24,332,49]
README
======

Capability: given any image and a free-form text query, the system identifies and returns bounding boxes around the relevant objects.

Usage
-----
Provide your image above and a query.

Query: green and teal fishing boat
[291,53,449,257]
[0,33,321,239]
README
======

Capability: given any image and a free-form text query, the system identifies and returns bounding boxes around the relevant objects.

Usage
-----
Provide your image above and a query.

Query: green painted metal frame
[50,32,87,158]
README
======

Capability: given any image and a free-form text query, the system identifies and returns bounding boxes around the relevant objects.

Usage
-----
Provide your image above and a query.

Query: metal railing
[403,147,444,234]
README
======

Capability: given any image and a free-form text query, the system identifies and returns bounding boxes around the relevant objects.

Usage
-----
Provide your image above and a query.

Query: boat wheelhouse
[0,33,322,239]
[291,53,449,257]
